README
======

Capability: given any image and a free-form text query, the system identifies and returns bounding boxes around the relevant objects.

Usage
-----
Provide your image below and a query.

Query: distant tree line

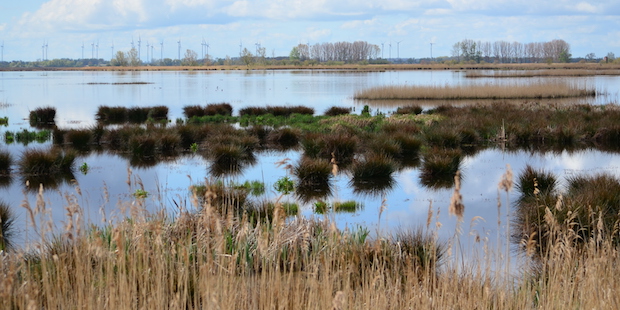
[290,41,380,63]
[451,39,572,63]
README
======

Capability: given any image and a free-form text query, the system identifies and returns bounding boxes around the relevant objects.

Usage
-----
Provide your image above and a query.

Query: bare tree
[182,49,198,66]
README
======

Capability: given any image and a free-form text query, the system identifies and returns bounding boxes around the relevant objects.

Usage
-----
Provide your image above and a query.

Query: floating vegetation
[0,150,12,175]
[5,129,52,145]
[333,200,362,213]
[0,116,8,126]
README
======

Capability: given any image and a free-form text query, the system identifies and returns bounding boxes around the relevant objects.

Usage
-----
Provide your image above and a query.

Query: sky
[0,0,619,62]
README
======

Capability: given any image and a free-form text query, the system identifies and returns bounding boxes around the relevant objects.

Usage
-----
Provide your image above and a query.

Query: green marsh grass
[333,200,362,213]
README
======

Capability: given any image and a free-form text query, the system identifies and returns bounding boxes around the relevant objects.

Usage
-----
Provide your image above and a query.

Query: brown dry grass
[354,82,596,100]
[2,169,620,309]
[466,69,620,78]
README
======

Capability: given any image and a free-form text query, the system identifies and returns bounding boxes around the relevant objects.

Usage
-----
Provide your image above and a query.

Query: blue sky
[0,0,619,61]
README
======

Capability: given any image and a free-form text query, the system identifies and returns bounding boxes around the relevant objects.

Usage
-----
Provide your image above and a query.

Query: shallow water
[1,70,619,250]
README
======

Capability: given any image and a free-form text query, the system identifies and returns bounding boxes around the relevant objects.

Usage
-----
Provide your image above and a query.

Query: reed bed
[3,167,620,309]
[354,82,596,100]
[466,69,620,78]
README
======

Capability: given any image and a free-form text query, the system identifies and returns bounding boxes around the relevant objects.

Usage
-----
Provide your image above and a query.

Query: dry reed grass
[354,82,596,100]
[2,171,620,309]
[466,69,620,78]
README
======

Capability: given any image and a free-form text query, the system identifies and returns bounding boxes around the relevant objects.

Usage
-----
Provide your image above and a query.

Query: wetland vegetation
[2,69,620,308]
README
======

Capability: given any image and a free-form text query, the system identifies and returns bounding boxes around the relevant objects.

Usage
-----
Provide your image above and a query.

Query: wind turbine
[239,40,242,57]
[131,37,135,50]
[81,42,84,59]
[111,41,114,60]
[177,39,181,61]
[396,40,403,60]
[389,42,392,60]
[151,44,154,63]
[381,42,384,59]
[1,41,3,62]
[160,40,164,62]
[91,42,95,59]
[45,41,48,60]
[430,42,434,61]
[138,36,141,61]
[146,41,150,64]
[201,37,206,60]
[96,40,99,59]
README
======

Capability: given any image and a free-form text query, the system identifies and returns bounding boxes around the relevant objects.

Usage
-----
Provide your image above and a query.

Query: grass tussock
[239,105,314,117]
[0,200,16,251]
[18,148,76,176]
[0,150,12,175]
[96,105,169,124]
[350,153,397,195]
[323,106,351,116]
[29,106,56,127]
[355,82,596,100]
[515,166,620,257]
[184,103,233,118]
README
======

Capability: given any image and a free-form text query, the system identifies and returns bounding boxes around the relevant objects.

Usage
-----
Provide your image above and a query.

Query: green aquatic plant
[79,162,89,175]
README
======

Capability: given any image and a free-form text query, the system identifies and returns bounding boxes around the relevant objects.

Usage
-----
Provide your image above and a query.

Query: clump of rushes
[205,103,233,116]
[63,129,93,151]
[395,105,423,115]
[127,107,150,123]
[239,105,314,117]
[350,153,397,195]
[267,127,301,150]
[209,144,256,177]
[323,106,351,116]
[147,106,169,121]
[19,148,76,176]
[0,201,16,251]
[128,134,157,158]
[515,168,620,257]
[29,106,56,128]
[96,106,127,123]
[293,157,333,202]
[245,125,272,148]
[0,150,12,175]
[158,132,182,155]
[302,132,358,167]
[419,148,462,189]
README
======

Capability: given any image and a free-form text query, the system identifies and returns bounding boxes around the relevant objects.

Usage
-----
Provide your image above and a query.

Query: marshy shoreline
[2,70,620,308]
